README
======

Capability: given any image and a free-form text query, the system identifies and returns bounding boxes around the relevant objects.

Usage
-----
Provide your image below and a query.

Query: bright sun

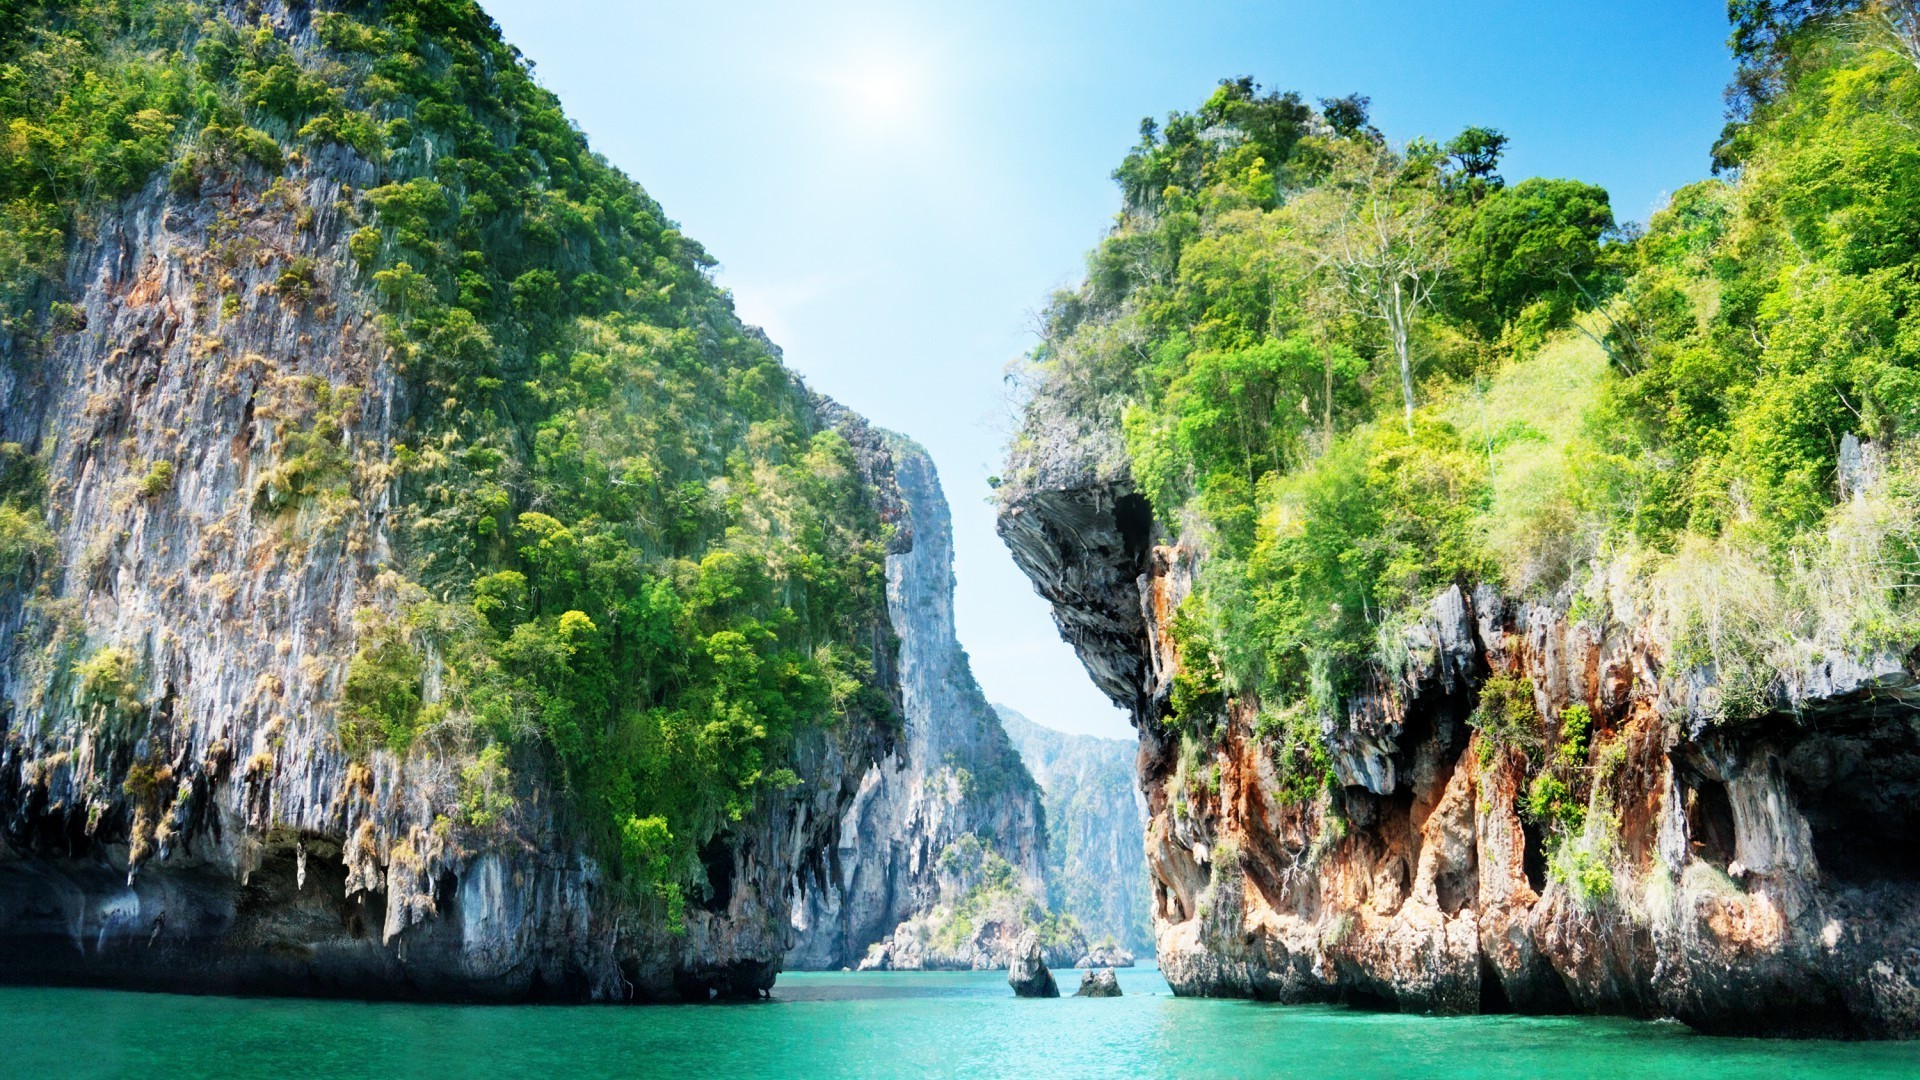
[823,49,927,134]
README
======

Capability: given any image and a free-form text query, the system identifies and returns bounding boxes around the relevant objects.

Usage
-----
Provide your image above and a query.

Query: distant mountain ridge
[996,705,1152,955]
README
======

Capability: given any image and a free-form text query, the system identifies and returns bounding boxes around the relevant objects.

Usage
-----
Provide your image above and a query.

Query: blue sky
[483,0,1735,738]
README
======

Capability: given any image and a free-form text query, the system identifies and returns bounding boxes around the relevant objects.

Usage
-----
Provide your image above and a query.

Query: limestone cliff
[997,436,1920,1037]
[786,438,1050,971]
[997,704,1152,956]
[0,0,903,1002]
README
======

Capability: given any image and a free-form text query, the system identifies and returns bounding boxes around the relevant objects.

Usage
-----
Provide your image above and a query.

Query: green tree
[1454,177,1615,335]
[1443,126,1509,203]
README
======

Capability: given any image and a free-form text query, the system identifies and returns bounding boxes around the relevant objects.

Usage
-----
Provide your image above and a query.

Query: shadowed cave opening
[1783,717,1920,886]
[1801,787,1920,885]
[698,837,736,913]
[234,834,381,943]
[1478,954,1513,1012]
[1114,493,1153,567]
[1520,818,1548,893]
[1686,779,1736,871]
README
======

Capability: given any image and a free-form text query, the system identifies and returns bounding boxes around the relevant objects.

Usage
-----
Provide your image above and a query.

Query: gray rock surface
[1074,967,1122,997]
[1007,929,1059,998]
[786,437,1047,970]
[1076,944,1136,969]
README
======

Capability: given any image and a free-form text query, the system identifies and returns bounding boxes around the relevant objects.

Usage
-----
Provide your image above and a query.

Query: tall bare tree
[1873,0,1920,71]
[1295,149,1449,435]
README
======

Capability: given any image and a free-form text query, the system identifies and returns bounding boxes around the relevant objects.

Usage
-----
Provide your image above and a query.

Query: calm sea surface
[4,965,1917,1078]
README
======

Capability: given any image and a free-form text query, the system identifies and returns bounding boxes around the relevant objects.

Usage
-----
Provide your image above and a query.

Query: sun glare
[821,47,928,134]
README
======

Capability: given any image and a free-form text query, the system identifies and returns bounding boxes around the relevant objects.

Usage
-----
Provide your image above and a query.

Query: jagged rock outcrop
[0,0,903,1003]
[1007,929,1059,998]
[1075,967,1122,997]
[997,455,1920,1036]
[998,704,1152,956]
[1077,943,1136,968]
[786,437,1047,970]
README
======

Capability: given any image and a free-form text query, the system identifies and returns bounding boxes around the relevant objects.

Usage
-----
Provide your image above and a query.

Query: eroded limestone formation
[0,0,904,1003]
[786,438,1048,971]
[997,456,1920,1037]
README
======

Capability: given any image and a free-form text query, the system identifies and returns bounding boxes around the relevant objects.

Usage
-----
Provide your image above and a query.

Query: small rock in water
[1074,968,1122,998]
[1075,944,1136,969]
[1007,930,1059,998]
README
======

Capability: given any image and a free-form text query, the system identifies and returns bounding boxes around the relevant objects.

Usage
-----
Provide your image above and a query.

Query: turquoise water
[4,966,1917,1078]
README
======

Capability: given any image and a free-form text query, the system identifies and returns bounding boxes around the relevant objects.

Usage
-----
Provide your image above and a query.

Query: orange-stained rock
[996,467,1920,1037]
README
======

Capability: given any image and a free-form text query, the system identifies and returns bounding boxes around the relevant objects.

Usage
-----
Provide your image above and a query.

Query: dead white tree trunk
[1875,0,1920,72]
[1390,280,1416,432]
[1303,151,1447,435]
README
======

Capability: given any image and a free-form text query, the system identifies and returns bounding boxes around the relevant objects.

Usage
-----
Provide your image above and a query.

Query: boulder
[1007,930,1059,998]
[1075,944,1136,968]
[1074,968,1122,997]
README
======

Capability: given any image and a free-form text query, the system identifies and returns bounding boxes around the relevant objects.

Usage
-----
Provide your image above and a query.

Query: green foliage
[0,443,52,579]
[1452,178,1615,337]
[74,644,143,733]
[137,459,173,498]
[204,1,904,907]
[1441,126,1509,203]
[1114,76,1311,215]
[1015,7,1920,774]
[1606,34,1920,550]
[1239,418,1491,710]
[191,120,282,172]
[1548,808,1621,909]
[0,501,52,579]
[0,0,886,928]
[1523,773,1575,828]
[1252,702,1333,804]
[0,2,198,328]
[1722,0,1865,135]
[339,612,425,753]
[1556,703,1592,761]
[1124,332,1360,532]
[456,743,515,829]
[275,255,317,300]
[254,377,358,513]
[621,814,686,935]
[1014,74,1604,754]
[1508,698,1603,895]
[1555,840,1616,904]
[1469,673,1541,758]
[1165,597,1224,734]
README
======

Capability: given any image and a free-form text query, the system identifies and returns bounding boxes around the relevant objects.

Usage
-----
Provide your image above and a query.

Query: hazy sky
[483,0,1734,738]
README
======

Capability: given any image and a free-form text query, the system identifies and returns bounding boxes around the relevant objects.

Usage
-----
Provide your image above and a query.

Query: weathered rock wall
[787,437,1047,970]
[0,1,902,1002]
[997,463,1920,1037]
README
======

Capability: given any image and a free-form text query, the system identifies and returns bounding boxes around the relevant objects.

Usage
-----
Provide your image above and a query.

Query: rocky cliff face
[0,0,903,1003]
[786,438,1047,970]
[997,448,1920,1037]
[997,704,1151,955]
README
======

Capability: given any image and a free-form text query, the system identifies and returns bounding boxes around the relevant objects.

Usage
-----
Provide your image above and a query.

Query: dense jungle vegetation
[1007,1,1920,886]
[0,0,896,924]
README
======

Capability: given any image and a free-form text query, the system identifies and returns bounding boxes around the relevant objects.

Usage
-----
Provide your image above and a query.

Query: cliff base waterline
[2,972,1916,1079]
